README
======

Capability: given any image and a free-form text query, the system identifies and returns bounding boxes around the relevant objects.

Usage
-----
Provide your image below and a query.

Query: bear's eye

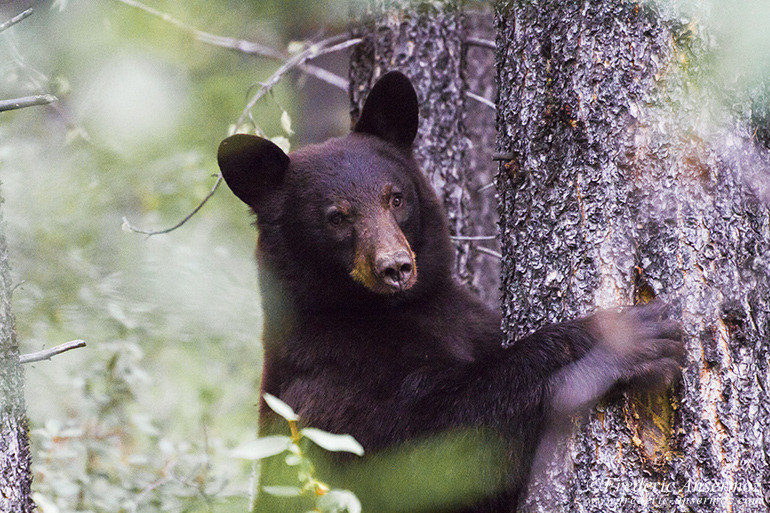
[327,210,345,226]
[391,193,404,209]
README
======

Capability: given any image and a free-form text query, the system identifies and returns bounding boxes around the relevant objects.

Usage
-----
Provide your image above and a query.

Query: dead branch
[467,91,495,110]
[472,246,502,260]
[112,0,348,91]
[465,37,495,50]
[0,8,33,33]
[0,94,57,113]
[115,3,360,236]
[450,235,498,241]
[20,340,86,364]
[236,33,360,128]
[122,175,223,237]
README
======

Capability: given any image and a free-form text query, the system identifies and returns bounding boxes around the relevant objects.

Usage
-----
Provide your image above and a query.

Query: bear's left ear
[217,134,290,208]
[354,71,419,148]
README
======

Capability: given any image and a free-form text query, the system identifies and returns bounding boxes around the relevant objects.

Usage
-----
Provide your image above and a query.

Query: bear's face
[218,72,452,304]
[283,135,421,294]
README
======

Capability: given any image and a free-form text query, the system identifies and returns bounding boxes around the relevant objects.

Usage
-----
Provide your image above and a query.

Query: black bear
[217,71,684,512]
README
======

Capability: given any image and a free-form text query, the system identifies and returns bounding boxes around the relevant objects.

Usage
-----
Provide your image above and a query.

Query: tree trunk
[495,1,770,511]
[0,182,34,513]
[349,0,499,305]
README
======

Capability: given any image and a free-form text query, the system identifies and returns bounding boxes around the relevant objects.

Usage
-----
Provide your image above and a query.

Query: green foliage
[231,394,363,513]
[300,428,364,457]
[0,1,345,511]
[263,392,299,422]
[31,340,250,512]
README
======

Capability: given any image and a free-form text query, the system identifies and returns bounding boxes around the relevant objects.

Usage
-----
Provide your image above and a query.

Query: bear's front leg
[547,302,685,418]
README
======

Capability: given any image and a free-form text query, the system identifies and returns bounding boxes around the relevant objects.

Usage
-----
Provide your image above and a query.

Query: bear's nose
[376,251,415,290]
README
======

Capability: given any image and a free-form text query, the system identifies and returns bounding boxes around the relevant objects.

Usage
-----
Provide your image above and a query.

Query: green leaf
[316,489,362,513]
[301,428,364,456]
[262,485,303,497]
[263,393,299,421]
[270,136,291,154]
[230,436,291,460]
[285,453,302,466]
[287,41,304,54]
[281,110,295,136]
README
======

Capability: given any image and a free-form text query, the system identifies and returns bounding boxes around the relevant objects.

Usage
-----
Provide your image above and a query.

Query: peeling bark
[349,0,499,303]
[495,1,770,511]
[0,183,34,513]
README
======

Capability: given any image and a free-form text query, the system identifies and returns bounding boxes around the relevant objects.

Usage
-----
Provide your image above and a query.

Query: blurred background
[0,1,351,511]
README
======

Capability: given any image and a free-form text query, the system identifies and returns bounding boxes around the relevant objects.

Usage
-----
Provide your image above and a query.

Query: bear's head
[217,72,453,310]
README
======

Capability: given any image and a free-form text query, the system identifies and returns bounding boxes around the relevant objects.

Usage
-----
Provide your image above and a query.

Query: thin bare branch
[0,8,33,33]
[467,91,495,110]
[123,175,223,237]
[492,152,517,161]
[110,1,359,235]
[0,94,57,112]
[450,235,498,241]
[465,37,495,50]
[478,181,495,192]
[451,236,501,259]
[473,246,503,260]
[112,0,348,91]
[314,38,363,56]
[20,340,86,364]
[236,34,359,128]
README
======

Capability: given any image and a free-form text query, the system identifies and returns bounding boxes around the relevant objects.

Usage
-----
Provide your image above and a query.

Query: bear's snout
[349,208,418,295]
[375,251,415,291]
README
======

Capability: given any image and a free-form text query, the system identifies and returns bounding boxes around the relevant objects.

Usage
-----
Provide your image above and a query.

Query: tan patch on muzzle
[350,217,417,294]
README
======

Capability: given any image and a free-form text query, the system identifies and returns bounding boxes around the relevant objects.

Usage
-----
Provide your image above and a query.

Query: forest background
[2,1,357,510]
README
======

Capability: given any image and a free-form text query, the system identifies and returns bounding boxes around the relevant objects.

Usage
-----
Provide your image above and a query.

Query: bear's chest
[262,316,469,444]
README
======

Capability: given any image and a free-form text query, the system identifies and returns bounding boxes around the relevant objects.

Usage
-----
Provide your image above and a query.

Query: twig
[2,24,87,139]
[132,475,173,513]
[111,1,358,235]
[466,91,495,110]
[465,37,495,50]
[478,181,495,192]
[473,246,503,260]
[123,174,223,237]
[0,8,33,33]
[0,94,57,113]
[492,152,517,161]
[450,235,498,241]
[450,237,502,259]
[20,340,86,364]
[315,38,363,56]
[236,33,361,128]
[112,0,348,90]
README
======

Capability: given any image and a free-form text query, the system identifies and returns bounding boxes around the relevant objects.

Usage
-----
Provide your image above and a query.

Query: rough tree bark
[0,183,34,512]
[349,0,499,306]
[495,1,770,511]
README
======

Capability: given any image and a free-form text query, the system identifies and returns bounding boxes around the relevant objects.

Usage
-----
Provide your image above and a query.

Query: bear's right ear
[217,134,289,207]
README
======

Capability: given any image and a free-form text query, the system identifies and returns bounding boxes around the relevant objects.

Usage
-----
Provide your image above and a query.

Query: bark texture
[495,1,770,511]
[0,183,33,513]
[349,0,499,305]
